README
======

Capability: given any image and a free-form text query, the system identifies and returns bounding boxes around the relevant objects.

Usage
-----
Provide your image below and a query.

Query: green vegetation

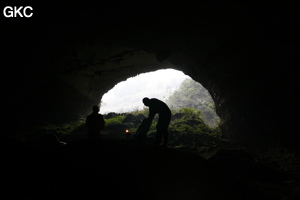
[14,120,86,143]
[168,108,222,148]
[104,115,126,126]
[256,148,300,172]
[165,78,220,127]
[24,110,299,173]
[174,108,203,119]
[35,120,85,136]
[125,107,222,148]
[128,108,149,116]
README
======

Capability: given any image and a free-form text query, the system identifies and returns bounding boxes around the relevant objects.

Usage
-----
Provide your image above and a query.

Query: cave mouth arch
[99,68,220,127]
[19,37,231,145]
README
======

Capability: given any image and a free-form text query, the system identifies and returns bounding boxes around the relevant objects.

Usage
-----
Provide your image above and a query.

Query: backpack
[134,118,151,141]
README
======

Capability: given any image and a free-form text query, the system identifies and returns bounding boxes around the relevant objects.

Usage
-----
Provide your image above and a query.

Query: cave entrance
[100,68,220,127]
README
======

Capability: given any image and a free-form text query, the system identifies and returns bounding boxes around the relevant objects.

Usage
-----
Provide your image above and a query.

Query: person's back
[86,105,105,138]
[147,98,171,118]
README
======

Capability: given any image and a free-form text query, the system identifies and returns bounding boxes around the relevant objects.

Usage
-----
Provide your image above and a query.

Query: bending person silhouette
[86,105,105,139]
[143,97,171,146]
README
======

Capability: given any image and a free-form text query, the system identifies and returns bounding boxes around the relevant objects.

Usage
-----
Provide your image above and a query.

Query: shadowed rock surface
[2,136,298,200]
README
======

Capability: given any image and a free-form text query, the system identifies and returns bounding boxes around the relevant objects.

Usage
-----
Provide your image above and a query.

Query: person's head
[143,97,150,106]
[92,105,99,113]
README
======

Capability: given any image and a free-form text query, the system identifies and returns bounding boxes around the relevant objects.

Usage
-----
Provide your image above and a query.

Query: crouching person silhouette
[143,97,171,147]
[86,105,105,139]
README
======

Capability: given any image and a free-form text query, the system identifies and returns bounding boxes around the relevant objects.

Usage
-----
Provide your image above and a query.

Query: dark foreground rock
[1,137,299,200]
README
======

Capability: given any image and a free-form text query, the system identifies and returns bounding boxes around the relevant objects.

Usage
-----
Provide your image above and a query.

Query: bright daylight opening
[100,68,220,127]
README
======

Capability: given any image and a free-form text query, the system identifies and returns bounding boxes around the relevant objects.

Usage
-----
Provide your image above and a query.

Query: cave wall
[2,2,299,151]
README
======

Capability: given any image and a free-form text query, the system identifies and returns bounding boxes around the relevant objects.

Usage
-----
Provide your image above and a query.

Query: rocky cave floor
[2,131,300,200]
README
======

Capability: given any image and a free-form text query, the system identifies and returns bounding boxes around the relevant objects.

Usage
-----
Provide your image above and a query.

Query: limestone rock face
[2,2,299,151]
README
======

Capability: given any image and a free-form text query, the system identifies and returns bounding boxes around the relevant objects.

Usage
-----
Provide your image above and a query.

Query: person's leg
[156,119,170,146]
[161,115,171,146]
[155,131,162,145]
[155,122,163,145]
[162,127,168,146]
[156,113,171,146]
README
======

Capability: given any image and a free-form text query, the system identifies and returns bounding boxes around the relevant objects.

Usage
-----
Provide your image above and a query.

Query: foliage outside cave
[98,77,222,147]
[103,108,222,148]
[165,78,219,128]
[100,77,220,127]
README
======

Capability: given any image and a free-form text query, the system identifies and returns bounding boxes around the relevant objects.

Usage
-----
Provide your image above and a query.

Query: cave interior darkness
[2,1,299,152]
[1,1,300,199]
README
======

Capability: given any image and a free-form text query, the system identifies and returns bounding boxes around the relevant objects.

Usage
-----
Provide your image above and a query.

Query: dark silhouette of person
[143,97,171,146]
[86,105,105,139]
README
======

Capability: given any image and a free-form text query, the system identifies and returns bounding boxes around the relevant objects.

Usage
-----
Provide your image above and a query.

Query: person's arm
[99,115,105,130]
[144,106,154,129]
[148,106,155,121]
